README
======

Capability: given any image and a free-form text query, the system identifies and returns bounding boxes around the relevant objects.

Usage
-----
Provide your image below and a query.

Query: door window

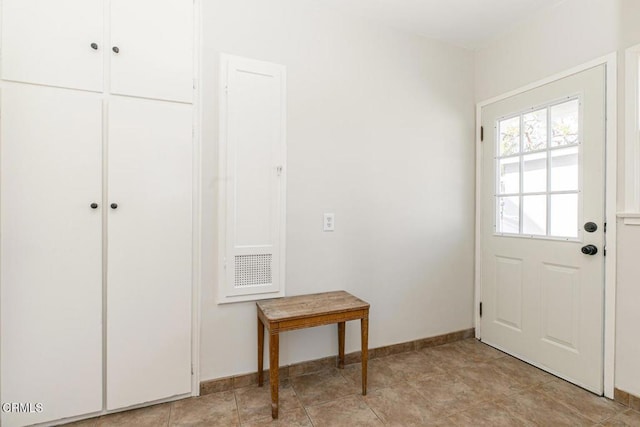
[495,98,581,239]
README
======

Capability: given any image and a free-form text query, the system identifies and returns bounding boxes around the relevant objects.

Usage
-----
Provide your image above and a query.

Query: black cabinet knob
[581,245,598,256]
[90,203,98,209]
[91,43,98,50]
[112,46,120,54]
[110,203,118,209]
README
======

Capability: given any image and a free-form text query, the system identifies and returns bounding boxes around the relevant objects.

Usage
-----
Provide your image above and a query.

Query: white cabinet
[1,0,104,92]
[0,1,195,425]
[107,97,193,410]
[0,91,194,427]
[1,0,193,102]
[110,0,194,102]
[0,84,104,426]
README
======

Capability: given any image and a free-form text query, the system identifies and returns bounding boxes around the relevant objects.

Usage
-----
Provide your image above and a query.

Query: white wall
[199,0,476,381]
[476,0,640,397]
[474,0,619,102]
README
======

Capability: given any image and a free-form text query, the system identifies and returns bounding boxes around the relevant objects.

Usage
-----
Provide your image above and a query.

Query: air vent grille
[234,254,272,287]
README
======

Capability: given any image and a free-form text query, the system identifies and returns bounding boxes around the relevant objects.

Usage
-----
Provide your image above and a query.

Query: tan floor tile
[496,389,593,426]
[364,382,443,425]
[235,379,302,424]
[240,407,312,427]
[489,356,554,389]
[455,362,527,396]
[453,339,507,363]
[419,342,472,371]
[538,379,626,423]
[445,400,535,426]
[382,351,445,381]
[602,409,640,426]
[418,338,504,372]
[340,358,399,391]
[169,391,239,426]
[61,417,99,426]
[407,372,486,416]
[305,394,382,426]
[97,403,171,427]
[290,368,356,406]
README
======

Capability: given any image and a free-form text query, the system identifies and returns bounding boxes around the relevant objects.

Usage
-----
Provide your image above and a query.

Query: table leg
[269,332,280,419]
[337,322,346,369]
[257,317,265,387]
[360,316,369,396]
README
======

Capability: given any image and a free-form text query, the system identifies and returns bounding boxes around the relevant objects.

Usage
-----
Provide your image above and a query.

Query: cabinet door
[1,0,103,92]
[0,85,103,426]
[106,97,193,410]
[110,0,193,103]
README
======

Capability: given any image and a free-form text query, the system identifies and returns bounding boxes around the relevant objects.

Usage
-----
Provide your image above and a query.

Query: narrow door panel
[0,84,103,426]
[106,97,192,410]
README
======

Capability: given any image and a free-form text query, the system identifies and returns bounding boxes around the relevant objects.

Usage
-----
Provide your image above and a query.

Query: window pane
[498,157,520,194]
[550,194,578,238]
[523,152,547,193]
[496,196,519,234]
[523,195,546,235]
[551,146,579,191]
[523,108,547,152]
[499,116,520,156]
[551,100,579,147]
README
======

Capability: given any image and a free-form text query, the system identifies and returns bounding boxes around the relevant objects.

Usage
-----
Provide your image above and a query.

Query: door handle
[581,245,598,256]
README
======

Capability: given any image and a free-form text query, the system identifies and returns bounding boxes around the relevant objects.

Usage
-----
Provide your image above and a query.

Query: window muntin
[495,98,581,239]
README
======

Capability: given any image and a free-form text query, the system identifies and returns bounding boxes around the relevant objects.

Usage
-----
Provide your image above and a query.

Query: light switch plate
[323,213,335,232]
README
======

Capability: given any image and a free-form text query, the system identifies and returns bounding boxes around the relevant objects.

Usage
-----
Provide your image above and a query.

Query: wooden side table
[256,291,370,419]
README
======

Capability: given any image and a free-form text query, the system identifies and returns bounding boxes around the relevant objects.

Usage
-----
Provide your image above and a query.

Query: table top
[256,291,369,323]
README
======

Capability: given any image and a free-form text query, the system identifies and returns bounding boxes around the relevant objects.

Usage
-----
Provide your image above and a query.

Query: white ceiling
[316,0,567,49]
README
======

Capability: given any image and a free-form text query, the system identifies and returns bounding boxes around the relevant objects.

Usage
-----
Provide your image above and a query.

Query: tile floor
[65,339,640,426]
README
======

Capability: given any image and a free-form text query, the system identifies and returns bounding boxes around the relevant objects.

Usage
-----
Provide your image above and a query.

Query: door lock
[584,222,598,233]
[581,245,598,256]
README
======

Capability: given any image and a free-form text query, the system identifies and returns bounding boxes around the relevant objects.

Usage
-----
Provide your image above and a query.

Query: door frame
[474,53,617,398]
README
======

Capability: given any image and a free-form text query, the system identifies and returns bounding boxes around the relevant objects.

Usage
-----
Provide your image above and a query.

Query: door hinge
[479,302,483,318]
[604,222,607,233]
[480,126,484,142]
[604,247,607,256]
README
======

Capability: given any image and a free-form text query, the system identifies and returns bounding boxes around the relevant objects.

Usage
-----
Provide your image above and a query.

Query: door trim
[474,53,617,398]
[191,0,203,397]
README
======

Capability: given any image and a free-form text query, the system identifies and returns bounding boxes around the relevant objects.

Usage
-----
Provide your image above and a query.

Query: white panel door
[219,54,286,302]
[0,84,103,426]
[1,0,103,92]
[480,66,606,393]
[110,0,193,103]
[106,97,192,410]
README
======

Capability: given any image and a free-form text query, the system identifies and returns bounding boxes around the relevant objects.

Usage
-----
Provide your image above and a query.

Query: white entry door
[480,65,606,394]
